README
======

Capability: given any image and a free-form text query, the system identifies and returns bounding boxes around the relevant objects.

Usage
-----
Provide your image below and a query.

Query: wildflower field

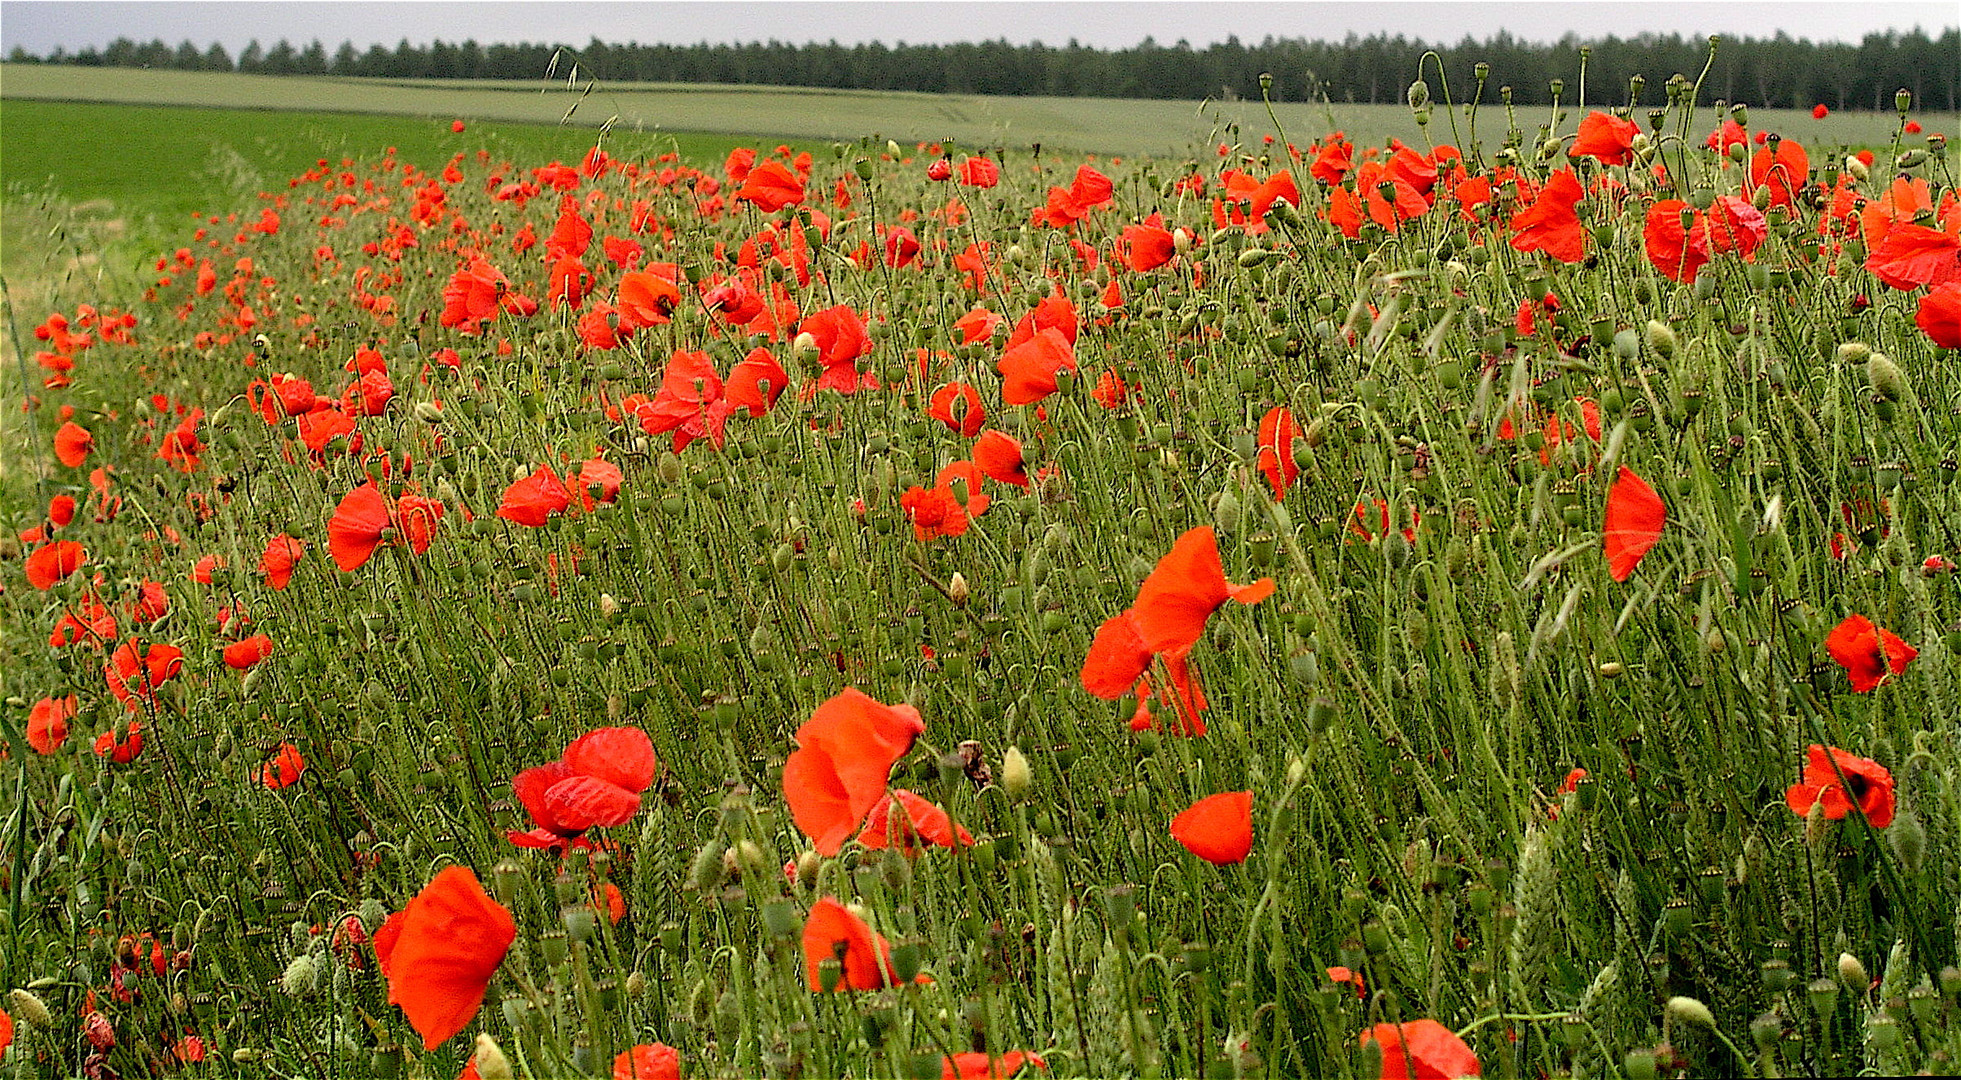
[4,53,1961,1080]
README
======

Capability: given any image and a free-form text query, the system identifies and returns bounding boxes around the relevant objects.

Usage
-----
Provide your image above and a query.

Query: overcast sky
[2,1,1954,57]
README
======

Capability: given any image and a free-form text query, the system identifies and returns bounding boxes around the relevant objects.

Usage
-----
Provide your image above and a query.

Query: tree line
[8,28,1956,111]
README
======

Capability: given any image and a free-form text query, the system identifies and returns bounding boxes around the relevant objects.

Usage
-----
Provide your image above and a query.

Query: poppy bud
[474,1034,514,1080]
[1866,353,1906,404]
[281,954,318,997]
[1407,79,1430,110]
[1844,154,1870,182]
[687,840,726,891]
[1001,745,1033,801]
[1212,487,1243,536]
[1644,320,1676,360]
[1886,810,1925,873]
[1666,995,1715,1027]
[9,987,52,1028]
[948,572,970,608]
[413,401,444,423]
[1172,228,1193,254]
[1838,952,1869,991]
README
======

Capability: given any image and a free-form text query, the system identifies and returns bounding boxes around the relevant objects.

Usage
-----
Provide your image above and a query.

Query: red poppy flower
[1865,224,1961,291]
[1812,103,1830,119]
[856,790,975,853]
[261,742,305,788]
[784,688,925,856]
[641,349,734,451]
[396,494,444,554]
[1509,169,1586,263]
[1748,138,1808,207]
[972,429,1029,487]
[929,383,986,437]
[1569,111,1639,166]
[613,1043,682,1080]
[1257,406,1299,498]
[955,307,1003,345]
[1602,466,1665,581]
[1311,138,1354,185]
[383,866,516,1049]
[942,1051,1048,1079]
[25,539,86,589]
[497,465,572,527]
[28,695,76,755]
[224,634,274,671]
[328,482,392,571]
[106,637,183,709]
[47,493,76,528]
[1171,791,1254,865]
[1824,614,1917,693]
[884,226,922,268]
[726,347,789,416]
[900,484,973,541]
[800,305,875,394]
[958,156,1000,188]
[735,158,806,212]
[803,897,916,991]
[1361,1019,1481,1079]
[260,533,305,590]
[94,719,143,763]
[1007,294,1080,350]
[1081,610,1154,699]
[296,405,356,453]
[1130,526,1275,655]
[616,268,681,330]
[1122,217,1177,272]
[55,421,94,466]
[1785,744,1895,827]
[509,727,659,850]
[1917,282,1961,348]
[1644,200,1712,283]
[997,327,1077,406]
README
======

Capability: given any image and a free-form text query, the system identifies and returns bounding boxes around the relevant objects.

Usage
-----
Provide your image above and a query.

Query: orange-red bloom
[1917,282,1961,348]
[1361,1019,1481,1079]
[1570,111,1639,166]
[261,742,305,788]
[28,695,77,754]
[260,533,305,590]
[509,727,659,850]
[1824,614,1917,693]
[223,634,274,671]
[1257,406,1299,498]
[972,429,1029,488]
[497,465,572,527]
[1786,744,1895,828]
[1130,526,1274,655]
[1602,467,1665,581]
[784,688,925,856]
[1509,169,1586,263]
[929,383,986,437]
[55,421,94,467]
[613,1043,682,1080]
[856,790,974,854]
[997,327,1077,406]
[328,482,392,571]
[942,1051,1048,1079]
[1171,791,1253,865]
[735,158,806,212]
[25,539,86,589]
[803,897,918,991]
[381,866,515,1049]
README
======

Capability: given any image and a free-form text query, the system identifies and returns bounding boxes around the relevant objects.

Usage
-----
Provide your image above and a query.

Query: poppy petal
[1170,791,1253,865]
[1602,466,1665,581]
[384,866,515,1050]
[561,726,657,794]
[543,775,642,831]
